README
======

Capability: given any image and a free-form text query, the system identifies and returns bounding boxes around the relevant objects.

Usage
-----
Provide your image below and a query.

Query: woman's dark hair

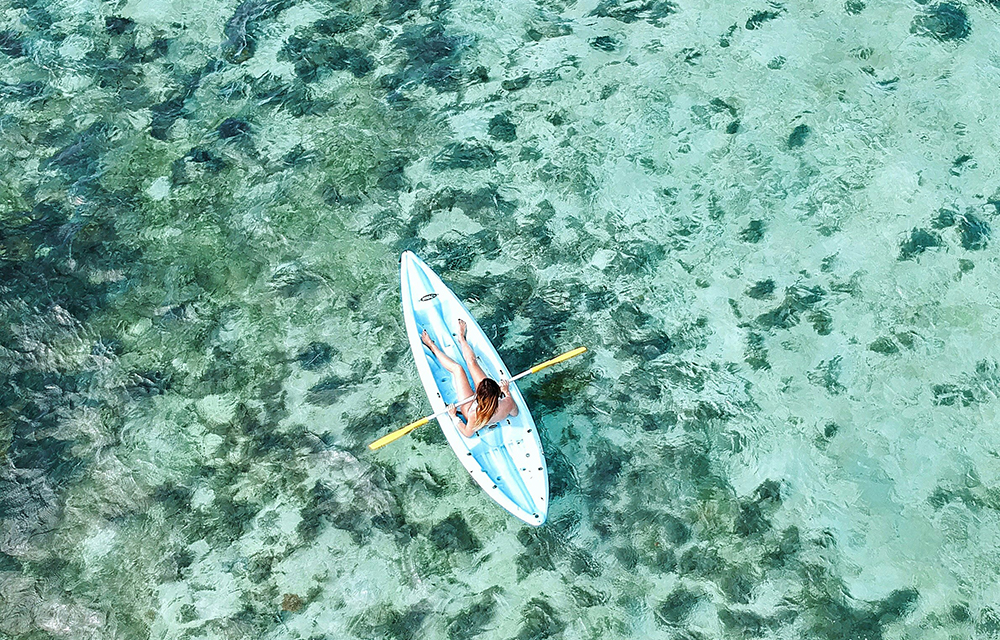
[473,378,501,427]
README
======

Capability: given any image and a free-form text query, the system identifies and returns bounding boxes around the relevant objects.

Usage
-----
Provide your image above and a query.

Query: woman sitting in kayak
[420,319,518,437]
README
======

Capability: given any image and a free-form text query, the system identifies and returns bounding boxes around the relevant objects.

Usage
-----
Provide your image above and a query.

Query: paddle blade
[368,416,429,450]
[530,346,588,374]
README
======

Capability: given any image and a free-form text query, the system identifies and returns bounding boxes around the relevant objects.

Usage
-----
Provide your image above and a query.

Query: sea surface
[2,0,999,638]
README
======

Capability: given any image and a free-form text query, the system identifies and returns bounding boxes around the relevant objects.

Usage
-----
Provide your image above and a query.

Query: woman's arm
[499,380,519,417]
[451,404,480,438]
[457,421,479,438]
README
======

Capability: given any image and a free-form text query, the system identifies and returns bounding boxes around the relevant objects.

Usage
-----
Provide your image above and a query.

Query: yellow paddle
[368,346,588,450]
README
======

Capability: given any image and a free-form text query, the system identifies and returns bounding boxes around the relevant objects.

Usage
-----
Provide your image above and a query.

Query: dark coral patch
[432,142,497,171]
[788,123,811,148]
[655,587,699,624]
[469,65,489,83]
[516,528,557,579]
[384,0,421,21]
[297,481,371,544]
[746,279,776,300]
[0,80,44,100]
[735,500,769,537]
[808,356,846,395]
[589,0,677,24]
[587,440,632,495]
[315,13,362,34]
[0,551,23,572]
[740,219,766,243]
[377,155,411,191]
[720,567,756,604]
[393,23,467,92]
[809,588,918,640]
[399,24,459,63]
[250,73,326,117]
[212,496,261,542]
[898,228,942,260]
[660,513,692,545]
[352,605,428,640]
[618,331,672,361]
[280,33,373,82]
[958,212,990,250]
[7,412,83,483]
[932,383,975,407]
[105,16,136,35]
[809,309,833,335]
[869,336,899,355]
[296,342,334,370]
[446,590,499,639]
[911,2,971,41]
[305,374,353,405]
[219,117,251,138]
[951,154,974,174]
[756,285,825,331]
[765,525,801,567]
[44,122,113,182]
[746,9,782,29]
[518,598,565,640]
[502,74,531,91]
[678,545,723,577]
[544,442,578,499]
[150,95,188,140]
[152,482,193,516]
[590,35,621,51]
[719,608,774,636]
[0,30,26,57]
[949,602,971,623]
[0,199,137,321]
[429,513,480,552]
[932,208,956,228]
[755,479,781,503]
[424,185,517,224]
[488,113,518,142]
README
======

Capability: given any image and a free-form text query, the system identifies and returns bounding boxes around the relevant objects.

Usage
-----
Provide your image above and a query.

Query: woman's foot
[421,329,437,351]
[457,318,468,342]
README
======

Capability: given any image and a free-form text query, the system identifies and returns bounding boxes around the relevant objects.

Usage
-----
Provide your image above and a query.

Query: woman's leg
[422,329,475,404]
[456,319,489,387]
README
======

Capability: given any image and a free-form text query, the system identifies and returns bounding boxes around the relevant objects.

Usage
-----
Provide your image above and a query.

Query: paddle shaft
[368,346,587,450]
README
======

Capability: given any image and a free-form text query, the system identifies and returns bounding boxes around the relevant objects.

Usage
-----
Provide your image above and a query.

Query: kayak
[400,251,548,526]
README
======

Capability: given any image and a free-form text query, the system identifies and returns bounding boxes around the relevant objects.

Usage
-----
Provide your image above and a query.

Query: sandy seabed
[2,0,1000,638]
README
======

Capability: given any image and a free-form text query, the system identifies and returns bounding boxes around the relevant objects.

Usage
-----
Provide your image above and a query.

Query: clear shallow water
[1,0,999,637]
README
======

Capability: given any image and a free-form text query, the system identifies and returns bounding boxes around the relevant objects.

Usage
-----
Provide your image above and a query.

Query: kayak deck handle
[419,293,438,301]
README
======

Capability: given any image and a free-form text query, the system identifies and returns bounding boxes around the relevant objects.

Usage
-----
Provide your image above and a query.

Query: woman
[420,318,518,437]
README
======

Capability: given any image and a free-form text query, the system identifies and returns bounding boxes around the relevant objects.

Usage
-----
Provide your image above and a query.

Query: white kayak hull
[400,251,548,526]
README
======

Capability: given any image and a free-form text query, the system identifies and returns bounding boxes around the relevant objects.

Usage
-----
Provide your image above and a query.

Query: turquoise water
[2,0,999,637]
